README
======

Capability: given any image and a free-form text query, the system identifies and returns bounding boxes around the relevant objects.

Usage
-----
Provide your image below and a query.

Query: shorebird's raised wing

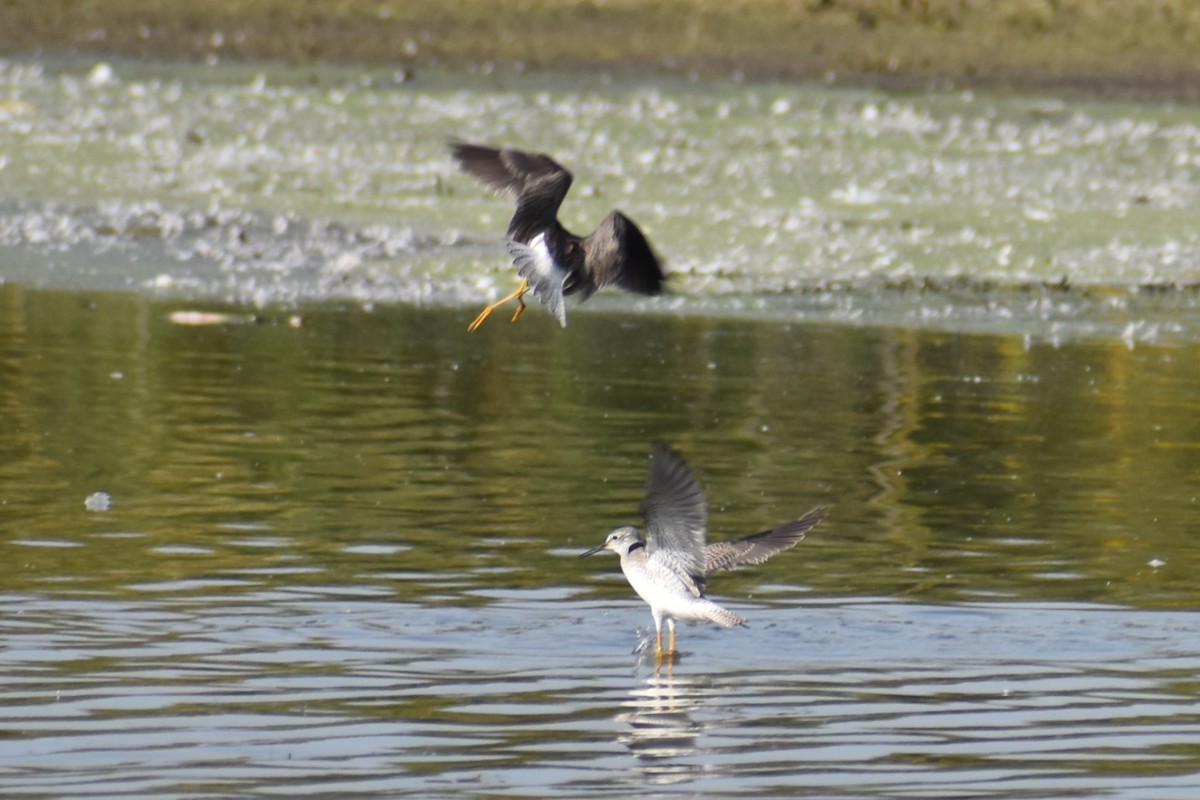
[576,210,664,299]
[450,142,573,243]
[703,507,826,577]
[450,142,570,200]
[640,443,707,581]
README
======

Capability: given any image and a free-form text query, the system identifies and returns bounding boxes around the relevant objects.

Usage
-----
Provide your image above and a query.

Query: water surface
[2,286,1198,797]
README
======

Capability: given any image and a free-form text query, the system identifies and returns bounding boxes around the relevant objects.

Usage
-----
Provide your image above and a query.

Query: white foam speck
[85,491,112,512]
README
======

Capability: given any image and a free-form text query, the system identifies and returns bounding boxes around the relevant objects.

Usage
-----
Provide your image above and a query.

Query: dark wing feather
[641,443,707,580]
[703,507,826,576]
[577,210,664,299]
[449,142,570,199]
[449,141,573,243]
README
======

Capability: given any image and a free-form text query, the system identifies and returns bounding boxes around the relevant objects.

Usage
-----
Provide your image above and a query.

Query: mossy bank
[4,0,1200,99]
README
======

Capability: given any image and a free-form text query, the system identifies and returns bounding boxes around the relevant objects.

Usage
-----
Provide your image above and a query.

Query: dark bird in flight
[450,142,666,330]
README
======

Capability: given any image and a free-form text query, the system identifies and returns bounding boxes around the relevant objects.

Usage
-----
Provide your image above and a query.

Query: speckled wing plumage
[638,549,705,600]
[703,507,827,578]
[640,443,708,582]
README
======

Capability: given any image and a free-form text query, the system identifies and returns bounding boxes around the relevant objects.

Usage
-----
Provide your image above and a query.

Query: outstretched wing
[449,141,570,201]
[704,507,826,577]
[449,141,573,243]
[641,443,707,580]
[577,210,664,299]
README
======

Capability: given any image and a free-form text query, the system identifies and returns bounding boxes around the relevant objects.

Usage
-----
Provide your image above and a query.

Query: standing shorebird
[580,443,826,660]
[450,141,665,330]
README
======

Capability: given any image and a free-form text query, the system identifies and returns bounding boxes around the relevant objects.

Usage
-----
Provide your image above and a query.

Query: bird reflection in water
[616,670,707,782]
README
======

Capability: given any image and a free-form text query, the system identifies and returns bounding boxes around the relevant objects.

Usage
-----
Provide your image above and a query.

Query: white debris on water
[85,492,112,512]
[169,310,238,325]
[86,62,114,86]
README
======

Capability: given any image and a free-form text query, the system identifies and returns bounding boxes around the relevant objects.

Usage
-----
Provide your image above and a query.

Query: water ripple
[2,593,1199,797]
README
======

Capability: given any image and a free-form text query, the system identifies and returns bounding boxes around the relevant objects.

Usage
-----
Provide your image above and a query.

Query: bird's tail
[703,601,748,628]
[507,235,567,327]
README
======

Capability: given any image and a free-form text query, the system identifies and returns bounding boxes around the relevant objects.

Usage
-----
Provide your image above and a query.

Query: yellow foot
[467,278,529,332]
[655,648,680,666]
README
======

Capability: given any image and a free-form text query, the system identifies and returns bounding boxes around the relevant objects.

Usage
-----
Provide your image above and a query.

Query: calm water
[2,57,1200,798]
[2,285,1198,798]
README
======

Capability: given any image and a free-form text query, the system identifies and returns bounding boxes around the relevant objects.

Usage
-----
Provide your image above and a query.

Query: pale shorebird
[450,142,665,330]
[580,443,826,660]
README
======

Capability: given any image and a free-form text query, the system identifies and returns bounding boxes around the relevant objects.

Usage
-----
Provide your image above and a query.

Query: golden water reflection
[0,284,1197,609]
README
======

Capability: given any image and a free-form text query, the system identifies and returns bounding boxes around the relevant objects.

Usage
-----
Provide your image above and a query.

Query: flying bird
[580,443,826,660]
[450,142,665,330]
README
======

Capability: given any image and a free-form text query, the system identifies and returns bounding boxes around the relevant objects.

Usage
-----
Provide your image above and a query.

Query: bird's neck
[620,542,647,567]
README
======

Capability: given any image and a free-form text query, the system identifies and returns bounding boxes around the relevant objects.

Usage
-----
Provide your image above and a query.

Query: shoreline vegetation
[4,0,1200,100]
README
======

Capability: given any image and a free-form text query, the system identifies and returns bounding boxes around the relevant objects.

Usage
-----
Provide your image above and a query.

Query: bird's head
[579,526,643,558]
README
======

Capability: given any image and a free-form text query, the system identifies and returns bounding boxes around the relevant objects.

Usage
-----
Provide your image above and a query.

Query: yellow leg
[467,278,529,332]
[510,294,527,322]
[667,626,676,655]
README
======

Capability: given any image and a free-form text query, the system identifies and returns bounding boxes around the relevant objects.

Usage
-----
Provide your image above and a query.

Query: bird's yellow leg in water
[467,278,529,332]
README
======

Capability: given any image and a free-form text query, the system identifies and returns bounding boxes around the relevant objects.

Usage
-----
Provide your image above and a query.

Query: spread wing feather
[579,211,664,298]
[450,141,572,243]
[641,443,707,581]
[703,507,826,576]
